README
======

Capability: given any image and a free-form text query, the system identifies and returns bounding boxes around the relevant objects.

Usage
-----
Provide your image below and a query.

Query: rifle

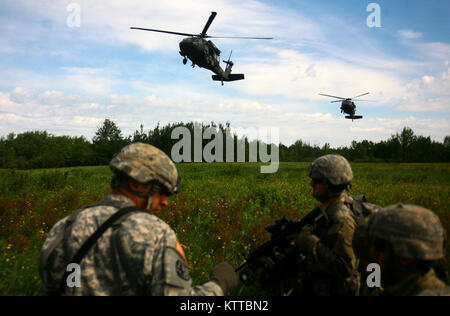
[236,207,322,284]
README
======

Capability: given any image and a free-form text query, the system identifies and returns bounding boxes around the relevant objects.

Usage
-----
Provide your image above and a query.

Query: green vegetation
[0,162,449,295]
[1,121,449,170]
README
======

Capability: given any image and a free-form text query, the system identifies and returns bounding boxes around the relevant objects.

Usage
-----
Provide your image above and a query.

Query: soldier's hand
[294,232,320,255]
[209,262,238,294]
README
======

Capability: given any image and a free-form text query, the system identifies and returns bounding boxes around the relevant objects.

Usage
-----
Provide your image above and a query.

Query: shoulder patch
[163,247,192,289]
[175,259,190,281]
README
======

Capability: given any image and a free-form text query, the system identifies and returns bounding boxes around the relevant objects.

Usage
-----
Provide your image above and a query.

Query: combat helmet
[110,142,180,195]
[368,204,446,261]
[308,154,353,189]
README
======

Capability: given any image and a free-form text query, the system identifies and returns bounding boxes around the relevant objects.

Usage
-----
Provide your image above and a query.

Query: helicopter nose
[179,39,192,52]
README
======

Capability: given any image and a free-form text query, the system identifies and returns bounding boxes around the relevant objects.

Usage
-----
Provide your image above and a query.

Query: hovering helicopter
[318,92,371,121]
[130,11,272,85]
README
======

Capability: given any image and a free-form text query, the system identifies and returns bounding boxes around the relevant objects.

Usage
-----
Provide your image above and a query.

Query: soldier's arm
[116,213,223,296]
[39,217,70,295]
[310,216,358,278]
[150,244,224,296]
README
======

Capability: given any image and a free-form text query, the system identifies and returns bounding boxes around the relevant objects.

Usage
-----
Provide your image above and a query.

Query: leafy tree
[444,135,450,147]
[130,124,148,143]
[92,119,127,165]
[397,127,416,161]
[93,119,123,143]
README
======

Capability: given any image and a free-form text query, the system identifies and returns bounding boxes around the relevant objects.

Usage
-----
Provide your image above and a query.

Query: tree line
[1,119,449,169]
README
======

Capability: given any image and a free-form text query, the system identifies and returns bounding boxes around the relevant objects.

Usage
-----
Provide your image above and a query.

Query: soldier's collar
[319,194,345,220]
[99,193,136,209]
[319,204,329,221]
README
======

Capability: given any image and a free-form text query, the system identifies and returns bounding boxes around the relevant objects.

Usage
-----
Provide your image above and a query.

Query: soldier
[39,142,237,296]
[292,154,360,295]
[355,203,449,296]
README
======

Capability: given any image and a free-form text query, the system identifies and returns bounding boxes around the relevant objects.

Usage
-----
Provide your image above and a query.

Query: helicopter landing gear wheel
[183,57,187,65]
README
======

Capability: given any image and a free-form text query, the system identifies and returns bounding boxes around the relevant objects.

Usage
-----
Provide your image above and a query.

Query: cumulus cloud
[234,48,405,104]
[398,66,450,112]
[1,1,449,146]
[397,29,423,40]
[1,86,449,146]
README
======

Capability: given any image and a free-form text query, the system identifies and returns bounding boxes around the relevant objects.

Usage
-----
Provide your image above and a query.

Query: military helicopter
[130,12,272,85]
[319,92,371,121]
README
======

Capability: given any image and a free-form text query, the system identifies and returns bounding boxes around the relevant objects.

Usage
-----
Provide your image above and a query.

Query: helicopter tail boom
[345,115,363,120]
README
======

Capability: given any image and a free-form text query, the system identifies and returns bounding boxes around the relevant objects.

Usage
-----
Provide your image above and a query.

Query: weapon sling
[56,205,142,295]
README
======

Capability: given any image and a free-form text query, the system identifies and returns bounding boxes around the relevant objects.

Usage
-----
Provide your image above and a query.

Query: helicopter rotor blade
[319,93,346,100]
[200,11,217,37]
[130,27,197,37]
[331,100,342,103]
[206,35,273,40]
[351,92,369,99]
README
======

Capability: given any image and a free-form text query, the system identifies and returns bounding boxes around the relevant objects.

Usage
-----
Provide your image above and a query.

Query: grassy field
[0,162,449,295]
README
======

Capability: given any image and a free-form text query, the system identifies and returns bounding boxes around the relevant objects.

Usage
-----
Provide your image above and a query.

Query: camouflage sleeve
[311,211,358,278]
[114,213,223,296]
[39,216,69,295]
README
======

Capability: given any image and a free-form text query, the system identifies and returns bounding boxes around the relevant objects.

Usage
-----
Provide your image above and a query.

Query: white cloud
[10,87,37,103]
[398,67,450,112]
[1,1,449,147]
[62,67,117,94]
[397,29,423,40]
[234,48,405,104]
[1,87,449,146]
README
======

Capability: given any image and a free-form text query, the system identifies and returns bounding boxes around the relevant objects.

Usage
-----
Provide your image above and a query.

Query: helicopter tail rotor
[223,50,234,74]
[213,51,244,84]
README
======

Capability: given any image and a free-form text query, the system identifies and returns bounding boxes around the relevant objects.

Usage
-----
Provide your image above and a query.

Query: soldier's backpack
[39,204,143,296]
[342,194,381,226]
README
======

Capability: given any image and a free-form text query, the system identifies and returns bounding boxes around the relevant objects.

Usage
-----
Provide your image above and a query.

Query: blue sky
[0,0,449,147]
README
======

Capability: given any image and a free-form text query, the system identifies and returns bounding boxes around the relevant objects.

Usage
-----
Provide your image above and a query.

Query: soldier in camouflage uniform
[39,143,238,296]
[292,154,360,295]
[355,203,449,296]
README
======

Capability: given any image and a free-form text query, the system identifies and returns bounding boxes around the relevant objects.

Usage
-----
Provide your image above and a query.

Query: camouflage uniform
[366,204,448,296]
[299,193,360,296]
[386,269,449,296]
[39,143,223,296]
[295,155,360,296]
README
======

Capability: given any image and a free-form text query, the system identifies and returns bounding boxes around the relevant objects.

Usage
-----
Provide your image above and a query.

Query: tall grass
[0,163,449,295]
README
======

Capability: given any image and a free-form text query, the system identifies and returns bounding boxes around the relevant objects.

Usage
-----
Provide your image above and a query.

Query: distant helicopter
[319,92,371,121]
[131,11,272,85]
